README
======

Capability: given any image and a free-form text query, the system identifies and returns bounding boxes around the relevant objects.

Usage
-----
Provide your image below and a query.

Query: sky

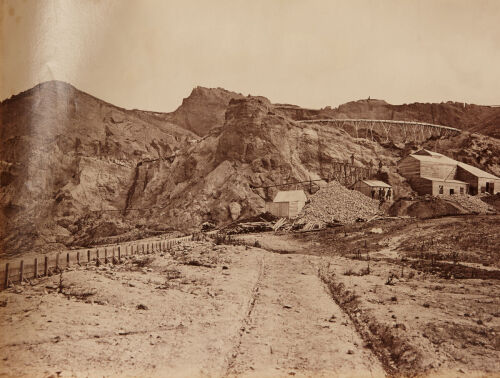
[1,0,500,111]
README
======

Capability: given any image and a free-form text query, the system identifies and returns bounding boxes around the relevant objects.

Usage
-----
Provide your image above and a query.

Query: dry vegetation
[238,214,500,376]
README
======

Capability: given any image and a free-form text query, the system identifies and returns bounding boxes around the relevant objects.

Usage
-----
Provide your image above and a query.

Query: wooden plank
[4,263,9,289]
[19,260,24,282]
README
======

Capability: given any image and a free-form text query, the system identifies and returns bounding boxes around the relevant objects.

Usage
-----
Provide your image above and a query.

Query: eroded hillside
[1,81,499,256]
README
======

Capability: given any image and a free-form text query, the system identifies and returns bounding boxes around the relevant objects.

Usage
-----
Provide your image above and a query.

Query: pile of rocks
[441,194,496,214]
[169,241,231,267]
[296,181,380,226]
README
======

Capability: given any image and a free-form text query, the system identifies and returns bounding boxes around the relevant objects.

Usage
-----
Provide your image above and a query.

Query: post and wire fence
[1,235,194,290]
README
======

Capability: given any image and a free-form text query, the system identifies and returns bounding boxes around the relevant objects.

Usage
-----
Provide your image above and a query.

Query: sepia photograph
[1,0,499,376]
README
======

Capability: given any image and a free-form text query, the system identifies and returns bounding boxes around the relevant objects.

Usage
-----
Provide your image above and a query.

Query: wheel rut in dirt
[225,250,385,377]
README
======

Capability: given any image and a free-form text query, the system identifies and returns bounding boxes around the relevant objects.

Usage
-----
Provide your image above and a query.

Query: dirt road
[0,241,385,377]
[226,252,384,377]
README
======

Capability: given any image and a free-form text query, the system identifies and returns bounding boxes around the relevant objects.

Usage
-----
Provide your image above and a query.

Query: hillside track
[225,251,385,377]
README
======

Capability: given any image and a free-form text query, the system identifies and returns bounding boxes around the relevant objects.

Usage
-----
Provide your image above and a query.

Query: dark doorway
[449,189,455,195]
[486,182,494,194]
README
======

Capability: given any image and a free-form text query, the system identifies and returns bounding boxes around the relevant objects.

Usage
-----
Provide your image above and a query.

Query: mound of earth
[480,193,500,211]
[440,194,496,214]
[296,181,380,226]
[389,197,464,218]
[390,194,496,219]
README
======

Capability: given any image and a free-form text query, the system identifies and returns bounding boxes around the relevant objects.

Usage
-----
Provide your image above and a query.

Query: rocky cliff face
[0,81,195,255]
[1,81,499,256]
[166,86,244,136]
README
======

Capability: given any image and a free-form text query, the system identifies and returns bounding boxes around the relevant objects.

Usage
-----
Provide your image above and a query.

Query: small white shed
[353,180,392,200]
[265,190,308,218]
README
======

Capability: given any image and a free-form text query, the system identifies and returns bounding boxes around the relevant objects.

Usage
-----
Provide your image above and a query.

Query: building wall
[265,202,289,217]
[353,181,370,197]
[354,182,392,199]
[288,201,306,217]
[409,177,433,195]
[478,178,500,194]
[265,201,306,218]
[431,181,468,196]
[398,157,420,179]
[420,161,457,180]
[456,166,479,194]
[456,166,500,194]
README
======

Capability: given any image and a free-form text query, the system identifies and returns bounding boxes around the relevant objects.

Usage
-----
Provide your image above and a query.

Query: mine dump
[1,81,500,378]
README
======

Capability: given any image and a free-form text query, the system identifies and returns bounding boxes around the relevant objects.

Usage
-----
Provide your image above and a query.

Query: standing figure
[386,188,392,201]
[371,189,375,199]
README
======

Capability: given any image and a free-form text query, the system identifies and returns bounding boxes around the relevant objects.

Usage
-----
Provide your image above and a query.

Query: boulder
[228,202,242,220]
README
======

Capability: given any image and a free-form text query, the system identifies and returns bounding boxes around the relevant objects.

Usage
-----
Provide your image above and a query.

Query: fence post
[112,248,115,264]
[96,250,100,266]
[19,260,24,283]
[104,248,108,264]
[142,244,145,254]
[88,250,91,263]
[34,258,38,278]
[4,263,9,289]
[67,252,70,267]
[77,251,80,266]
[44,256,48,276]
[118,247,121,263]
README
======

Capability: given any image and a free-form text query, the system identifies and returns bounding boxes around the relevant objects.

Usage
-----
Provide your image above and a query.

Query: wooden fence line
[1,235,193,290]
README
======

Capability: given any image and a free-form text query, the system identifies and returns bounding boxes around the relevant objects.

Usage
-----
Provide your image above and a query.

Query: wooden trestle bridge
[297,119,461,143]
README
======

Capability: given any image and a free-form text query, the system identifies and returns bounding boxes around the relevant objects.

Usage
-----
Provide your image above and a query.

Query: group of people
[371,187,392,201]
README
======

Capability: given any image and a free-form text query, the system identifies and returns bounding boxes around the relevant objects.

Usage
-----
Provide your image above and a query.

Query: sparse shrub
[344,268,355,276]
[164,268,182,280]
[385,273,397,285]
[254,240,261,248]
[58,272,65,293]
[133,256,154,268]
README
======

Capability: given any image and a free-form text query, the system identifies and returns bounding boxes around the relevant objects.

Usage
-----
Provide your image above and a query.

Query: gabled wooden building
[456,162,500,195]
[398,149,499,196]
[265,190,307,218]
[353,180,392,200]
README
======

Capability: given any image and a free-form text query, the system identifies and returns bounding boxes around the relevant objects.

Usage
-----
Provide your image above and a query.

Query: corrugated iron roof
[273,190,308,203]
[360,180,392,188]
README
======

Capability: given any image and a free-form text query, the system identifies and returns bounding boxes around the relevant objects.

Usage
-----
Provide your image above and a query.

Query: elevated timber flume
[296,119,461,142]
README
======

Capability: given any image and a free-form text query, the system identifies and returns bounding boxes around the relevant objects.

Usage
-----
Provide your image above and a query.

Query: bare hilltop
[1,81,499,256]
